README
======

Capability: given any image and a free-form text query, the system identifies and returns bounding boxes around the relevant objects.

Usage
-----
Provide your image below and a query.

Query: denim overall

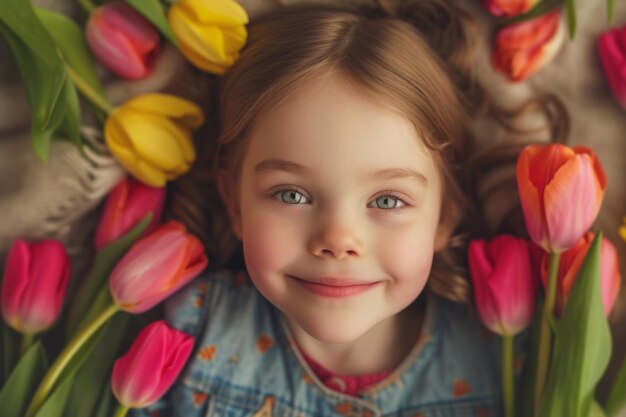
[132,269,513,417]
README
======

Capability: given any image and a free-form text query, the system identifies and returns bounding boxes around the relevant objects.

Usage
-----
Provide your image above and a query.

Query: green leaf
[538,233,612,417]
[606,357,626,416]
[124,0,178,46]
[502,0,562,25]
[0,341,49,417]
[64,314,129,417]
[0,0,66,130]
[32,369,77,417]
[65,214,153,340]
[55,74,82,149]
[34,7,105,99]
[591,400,608,417]
[1,322,19,385]
[518,293,544,417]
[92,382,116,417]
[566,0,577,39]
[607,0,616,23]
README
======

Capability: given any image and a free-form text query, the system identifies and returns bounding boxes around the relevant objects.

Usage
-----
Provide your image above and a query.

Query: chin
[294,314,375,344]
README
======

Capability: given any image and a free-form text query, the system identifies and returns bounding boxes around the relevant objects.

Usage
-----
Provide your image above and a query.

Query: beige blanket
[0,0,624,403]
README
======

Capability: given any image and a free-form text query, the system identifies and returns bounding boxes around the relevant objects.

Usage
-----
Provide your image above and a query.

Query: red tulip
[95,176,166,250]
[492,11,565,82]
[482,0,539,18]
[517,144,607,253]
[85,1,161,80]
[598,25,626,109]
[1,240,71,334]
[541,232,621,317]
[112,320,194,408]
[109,221,208,313]
[469,235,539,336]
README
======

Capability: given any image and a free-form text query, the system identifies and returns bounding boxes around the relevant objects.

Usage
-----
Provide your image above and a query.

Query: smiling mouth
[288,275,381,298]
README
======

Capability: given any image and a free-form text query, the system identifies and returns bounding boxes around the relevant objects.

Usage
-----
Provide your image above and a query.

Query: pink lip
[289,276,381,298]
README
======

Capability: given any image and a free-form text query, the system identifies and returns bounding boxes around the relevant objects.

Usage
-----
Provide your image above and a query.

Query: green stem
[533,252,561,416]
[503,335,515,417]
[65,65,115,115]
[78,0,96,13]
[20,333,35,357]
[112,404,129,417]
[23,304,120,417]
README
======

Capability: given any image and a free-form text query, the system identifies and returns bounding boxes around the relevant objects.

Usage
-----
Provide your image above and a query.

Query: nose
[308,217,365,260]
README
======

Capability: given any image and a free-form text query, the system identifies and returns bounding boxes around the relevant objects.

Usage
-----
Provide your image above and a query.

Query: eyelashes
[270,187,409,210]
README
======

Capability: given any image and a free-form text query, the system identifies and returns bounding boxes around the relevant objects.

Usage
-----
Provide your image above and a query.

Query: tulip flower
[112,320,194,409]
[1,240,71,335]
[541,232,621,317]
[516,144,607,253]
[469,235,539,336]
[482,0,539,18]
[620,216,626,242]
[598,26,626,109]
[86,1,161,80]
[492,11,565,82]
[95,176,166,250]
[104,93,205,187]
[168,0,249,74]
[109,221,208,313]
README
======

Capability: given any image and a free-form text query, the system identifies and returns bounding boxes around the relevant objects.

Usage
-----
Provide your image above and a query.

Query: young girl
[134,1,566,416]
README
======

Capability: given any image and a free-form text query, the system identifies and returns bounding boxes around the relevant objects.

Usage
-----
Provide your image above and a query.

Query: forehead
[243,75,440,181]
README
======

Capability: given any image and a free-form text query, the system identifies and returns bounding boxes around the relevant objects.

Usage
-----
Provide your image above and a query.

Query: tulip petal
[181,0,249,26]
[1,240,31,328]
[169,8,229,62]
[544,154,603,252]
[105,115,168,187]
[124,94,205,129]
[517,146,548,249]
[600,238,621,316]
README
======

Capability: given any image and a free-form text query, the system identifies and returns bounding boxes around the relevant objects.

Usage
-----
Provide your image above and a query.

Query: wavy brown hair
[166,0,569,304]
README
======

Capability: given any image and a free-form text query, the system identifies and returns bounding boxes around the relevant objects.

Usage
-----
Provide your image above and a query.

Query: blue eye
[369,193,407,209]
[274,189,310,204]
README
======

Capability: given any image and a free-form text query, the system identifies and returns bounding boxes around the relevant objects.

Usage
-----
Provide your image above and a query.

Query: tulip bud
[104,93,205,187]
[516,144,607,253]
[1,240,71,334]
[482,0,539,18]
[109,221,208,313]
[598,26,626,109]
[468,235,539,336]
[492,11,565,82]
[168,0,248,74]
[95,176,166,250]
[541,232,621,317]
[86,1,161,80]
[112,320,194,408]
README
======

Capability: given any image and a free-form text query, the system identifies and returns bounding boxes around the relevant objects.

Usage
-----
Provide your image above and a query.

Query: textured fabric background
[0,0,624,405]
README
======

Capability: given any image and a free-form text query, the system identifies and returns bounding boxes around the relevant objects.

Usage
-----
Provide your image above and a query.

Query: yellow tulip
[168,0,248,74]
[620,217,626,243]
[104,93,204,187]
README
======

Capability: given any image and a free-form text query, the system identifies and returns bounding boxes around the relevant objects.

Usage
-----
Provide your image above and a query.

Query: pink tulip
[85,1,161,80]
[492,11,564,82]
[112,320,194,408]
[482,0,539,18]
[95,176,166,250]
[469,235,539,336]
[109,221,208,313]
[541,232,621,317]
[598,26,626,109]
[517,144,607,253]
[1,240,71,334]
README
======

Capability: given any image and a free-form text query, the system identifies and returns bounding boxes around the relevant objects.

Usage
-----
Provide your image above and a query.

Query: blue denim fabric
[131,269,515,417]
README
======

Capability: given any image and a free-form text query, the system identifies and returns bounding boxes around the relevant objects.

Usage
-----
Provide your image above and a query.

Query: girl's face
[224,75,452,343]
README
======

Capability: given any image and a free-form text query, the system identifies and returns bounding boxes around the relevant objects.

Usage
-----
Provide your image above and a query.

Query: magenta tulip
[598,25,626,109]
[1,240,71,334]
[85,1,161,80]
[109,221,208,313]
[95,176,166,250]
[469,235,539,336]
[112,320,194,408]
[541,232,622,317]
[517,144,607,253]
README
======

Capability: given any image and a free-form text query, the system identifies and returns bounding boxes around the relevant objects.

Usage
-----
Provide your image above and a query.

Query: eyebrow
[254,158,428,186]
